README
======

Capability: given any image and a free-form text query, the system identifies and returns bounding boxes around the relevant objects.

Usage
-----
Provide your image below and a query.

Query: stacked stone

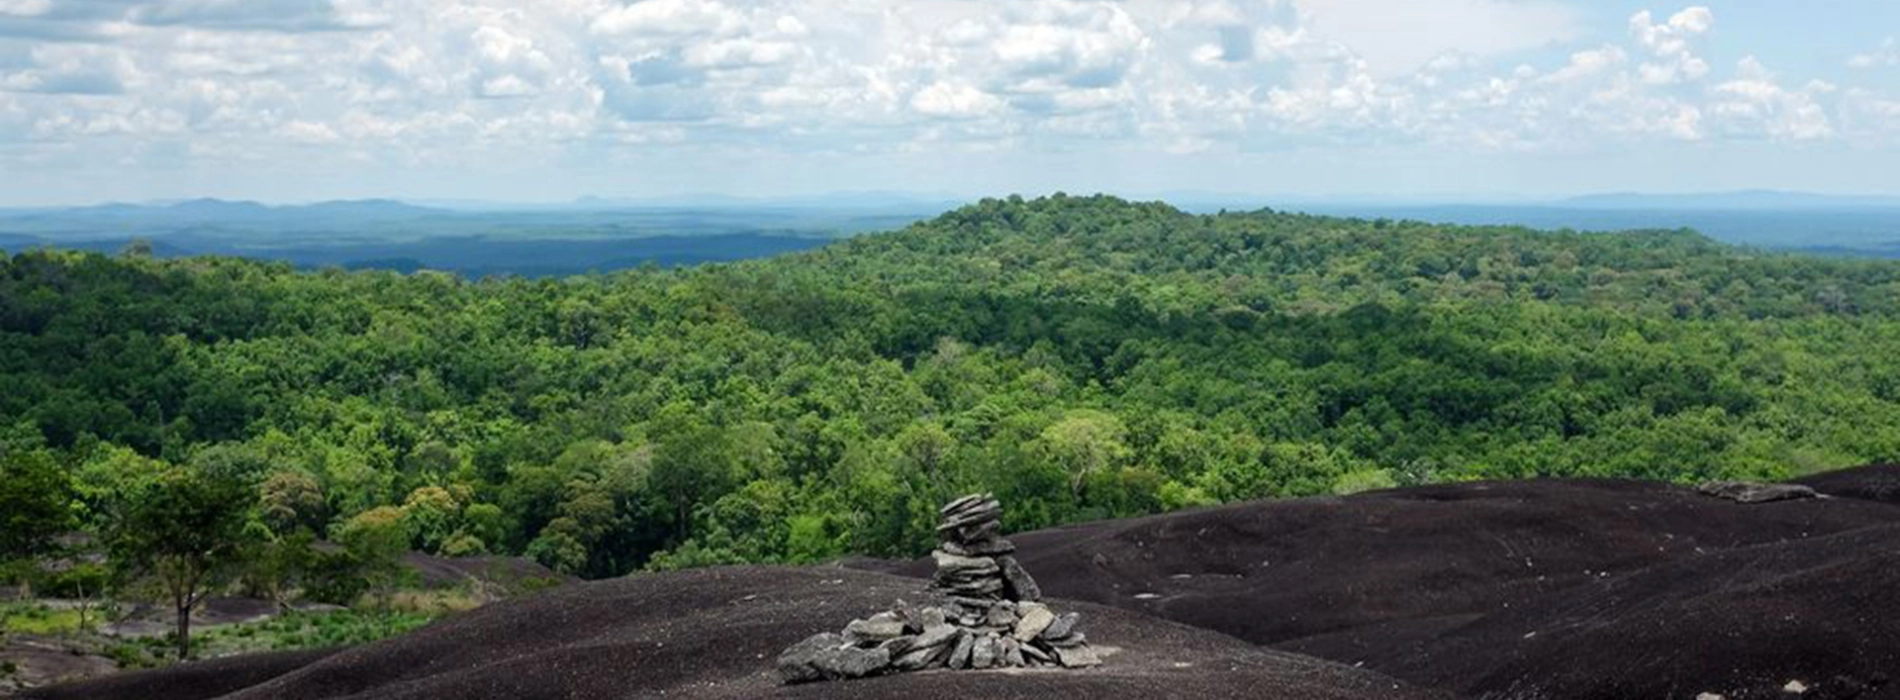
[777,494,1101,684]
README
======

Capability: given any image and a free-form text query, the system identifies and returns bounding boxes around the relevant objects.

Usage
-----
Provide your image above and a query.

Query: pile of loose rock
[777,494,1101,684]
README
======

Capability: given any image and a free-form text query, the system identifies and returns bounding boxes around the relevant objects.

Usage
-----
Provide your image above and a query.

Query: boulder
[971,634,999,669]
[844,613,906,642]
[1014,603,1056,641]
[890,644,947,672]
[910,623,960,653]
[999,555,1043,602]
[1041,612,1081,641]
[947,630,976,669]
[1052,643,1102,669]
[1000,637,1025,667]
[777,633,891,683]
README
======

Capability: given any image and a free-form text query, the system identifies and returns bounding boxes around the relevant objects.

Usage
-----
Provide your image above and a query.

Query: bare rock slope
[26,566,1436,700]
[886,471,1900,699]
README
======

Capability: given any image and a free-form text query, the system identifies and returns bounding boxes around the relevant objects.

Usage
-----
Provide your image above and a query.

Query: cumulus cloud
[1629,6,1712,85]
[0,0,1894,189]
[1708,57,1832,141]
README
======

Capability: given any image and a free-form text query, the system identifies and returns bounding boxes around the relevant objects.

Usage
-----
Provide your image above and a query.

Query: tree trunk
[176,599,192,660]
[75,579,90,632]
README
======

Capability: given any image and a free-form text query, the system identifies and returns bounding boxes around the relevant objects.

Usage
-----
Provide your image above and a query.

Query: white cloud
[1629,6,1712,85]
[588,0,743,38]
[1541,45,1626,84]
[0,0,51,17]
[1708,56,1832,141]
[911,81,1004,119]
[1848,37,1898,69]
[0,0,1895,194]
[1288,0,1582,77]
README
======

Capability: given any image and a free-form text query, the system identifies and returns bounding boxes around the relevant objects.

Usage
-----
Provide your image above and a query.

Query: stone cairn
[777,494,1100,684]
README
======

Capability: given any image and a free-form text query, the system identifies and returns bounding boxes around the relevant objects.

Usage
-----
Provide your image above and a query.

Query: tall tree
[105,465,254,660]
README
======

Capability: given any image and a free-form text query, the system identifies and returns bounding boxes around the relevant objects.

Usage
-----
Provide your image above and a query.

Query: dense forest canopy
[5,194,1900,578]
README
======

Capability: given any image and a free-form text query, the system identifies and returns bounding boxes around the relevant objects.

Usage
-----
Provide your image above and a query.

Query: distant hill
[1562,190,1900,210]
[0,198,922,274]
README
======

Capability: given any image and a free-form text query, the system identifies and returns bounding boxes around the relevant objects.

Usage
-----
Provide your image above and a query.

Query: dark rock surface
[24,566,1437,700]
[880,471,1900,699]
[895,478,1900,653]
[1396,523,1900,699]
[1798,464,1900,505]
[33,467,1900,700]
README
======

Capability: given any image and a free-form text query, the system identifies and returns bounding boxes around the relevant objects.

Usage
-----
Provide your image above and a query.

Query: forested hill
[5,194,1900,578]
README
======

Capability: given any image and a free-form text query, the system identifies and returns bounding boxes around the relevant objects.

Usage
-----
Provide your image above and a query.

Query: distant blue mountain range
[4,192,1899,272]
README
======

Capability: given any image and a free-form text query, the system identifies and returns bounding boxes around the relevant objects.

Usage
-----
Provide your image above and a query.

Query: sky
[1,0,1898,205]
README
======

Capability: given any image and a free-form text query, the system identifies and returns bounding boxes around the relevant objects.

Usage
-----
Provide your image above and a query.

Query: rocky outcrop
[1696,481,1820,504]
[775,494,1101,684]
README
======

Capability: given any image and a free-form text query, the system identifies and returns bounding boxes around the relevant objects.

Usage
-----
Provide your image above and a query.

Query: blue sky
[1,0,1897,205]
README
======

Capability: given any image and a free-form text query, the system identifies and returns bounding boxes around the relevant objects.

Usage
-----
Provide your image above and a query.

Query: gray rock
[1013,603,1055,641]
[878,635,917,657]
[1045,632,1087,648]
[890,643,947,671]
[777,632,844,683]
[938,510,1002,535]
[1000,637,1025,667]
[951,519,1002,542]
[971,634,998,669]
[1040,612,1081,641]
[947,595,995,610]
[1697,481,1820,504]
[998,555,1043,602]
[1021,642,1053,664]
[1051,642,1101,668]
[962,538,1017,556]
[941,496,1001,519]
[947,630,975,669]
[910,623,960,652]
[917,606,947,630]
[939,577,1004,596]
[939,494,987,516]
[844,612,906,642]
[985,602,1019,627]
[931,551,1000,575]
[778,632,891,683]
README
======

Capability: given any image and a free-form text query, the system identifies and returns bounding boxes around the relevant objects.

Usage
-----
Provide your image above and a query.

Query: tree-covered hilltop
[4,194,1900,579]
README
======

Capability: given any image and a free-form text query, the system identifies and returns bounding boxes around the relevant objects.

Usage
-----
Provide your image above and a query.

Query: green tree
[333,506,410,603]
[258,470,327,537]
[0,450,73,563]
[104,465,255,660]
[1034,410,1132,500]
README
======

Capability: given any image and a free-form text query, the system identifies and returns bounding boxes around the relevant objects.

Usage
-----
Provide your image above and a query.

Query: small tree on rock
[105,465,254,660]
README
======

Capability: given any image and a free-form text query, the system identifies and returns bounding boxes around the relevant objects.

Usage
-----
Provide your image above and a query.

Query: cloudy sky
[3,0,1898,205]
